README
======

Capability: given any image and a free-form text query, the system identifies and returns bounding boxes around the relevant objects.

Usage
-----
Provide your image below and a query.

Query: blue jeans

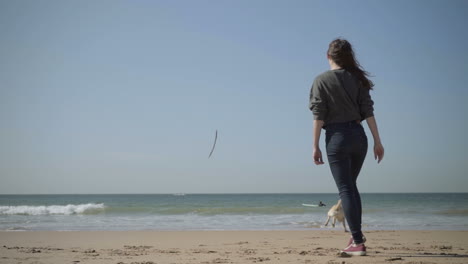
[325,121,368,244]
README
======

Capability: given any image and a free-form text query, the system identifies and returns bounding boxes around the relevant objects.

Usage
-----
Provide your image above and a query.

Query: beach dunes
[1,230,467,264]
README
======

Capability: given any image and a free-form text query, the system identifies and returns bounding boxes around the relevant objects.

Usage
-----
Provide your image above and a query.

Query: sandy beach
[1,230,467,264]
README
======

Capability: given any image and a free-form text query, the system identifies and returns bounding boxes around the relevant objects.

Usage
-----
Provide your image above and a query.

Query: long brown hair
[327,38,374,89]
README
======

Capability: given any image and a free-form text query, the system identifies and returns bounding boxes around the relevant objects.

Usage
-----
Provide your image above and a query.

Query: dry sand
[1,230,467,264]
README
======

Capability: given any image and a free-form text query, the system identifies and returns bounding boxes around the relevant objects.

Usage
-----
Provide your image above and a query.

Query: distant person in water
[318,201,326,207]
[309,38,384,256]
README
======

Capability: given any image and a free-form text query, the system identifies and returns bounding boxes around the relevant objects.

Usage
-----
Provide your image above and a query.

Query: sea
[0,193,467,231]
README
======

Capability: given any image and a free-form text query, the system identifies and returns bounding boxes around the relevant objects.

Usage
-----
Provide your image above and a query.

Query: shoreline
[3,227,468,231]
[1,230,467,264]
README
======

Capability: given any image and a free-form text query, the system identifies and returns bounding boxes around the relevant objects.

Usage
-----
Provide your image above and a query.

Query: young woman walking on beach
[309,38,384,256]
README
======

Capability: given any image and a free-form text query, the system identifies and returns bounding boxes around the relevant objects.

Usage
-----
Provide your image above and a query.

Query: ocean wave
[436,209,468,216]
[157,207,313,215]
[0,203,105,215]
[6,226,28,231]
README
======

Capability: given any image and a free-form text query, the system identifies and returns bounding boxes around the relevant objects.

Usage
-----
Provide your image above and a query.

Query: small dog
[324,199,348,232]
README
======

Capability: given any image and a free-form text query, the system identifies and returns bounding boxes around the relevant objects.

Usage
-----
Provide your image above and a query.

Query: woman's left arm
[309,78,327,165]
[313,119,325,165]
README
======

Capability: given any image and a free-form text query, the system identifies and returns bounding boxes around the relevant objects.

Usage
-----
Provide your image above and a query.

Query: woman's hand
[374,142,384,163]
[313,147,324,165]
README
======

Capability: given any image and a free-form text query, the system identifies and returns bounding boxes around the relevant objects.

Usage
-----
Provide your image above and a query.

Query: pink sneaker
[341,243,366,256]
[347,235,366,246]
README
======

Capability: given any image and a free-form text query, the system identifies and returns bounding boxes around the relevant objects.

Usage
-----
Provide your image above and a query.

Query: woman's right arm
[365,116,384,163]
[359,85,383,163]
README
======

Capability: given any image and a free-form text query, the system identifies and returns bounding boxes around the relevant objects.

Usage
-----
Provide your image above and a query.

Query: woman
[309,38,384,256]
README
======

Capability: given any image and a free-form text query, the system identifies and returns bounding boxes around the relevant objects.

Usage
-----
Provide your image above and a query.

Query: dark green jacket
[309,69,374,126]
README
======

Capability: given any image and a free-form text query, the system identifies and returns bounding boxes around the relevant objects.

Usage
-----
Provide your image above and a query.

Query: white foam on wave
[0,203,105,215]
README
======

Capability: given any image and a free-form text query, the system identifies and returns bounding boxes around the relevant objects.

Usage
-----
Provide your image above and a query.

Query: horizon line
[0,191,467,195]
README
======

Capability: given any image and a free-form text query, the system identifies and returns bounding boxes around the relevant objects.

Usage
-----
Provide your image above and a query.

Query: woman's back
[309,69,374,126]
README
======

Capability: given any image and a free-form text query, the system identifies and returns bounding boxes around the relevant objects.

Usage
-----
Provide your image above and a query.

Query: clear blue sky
[1,0,467,194]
